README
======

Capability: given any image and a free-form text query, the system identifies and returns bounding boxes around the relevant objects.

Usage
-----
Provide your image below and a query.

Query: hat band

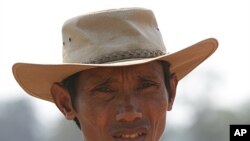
[83,49,166,64]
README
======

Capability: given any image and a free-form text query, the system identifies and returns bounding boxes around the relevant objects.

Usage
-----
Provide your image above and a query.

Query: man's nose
[116,109,142,122]
[115,95,142,122]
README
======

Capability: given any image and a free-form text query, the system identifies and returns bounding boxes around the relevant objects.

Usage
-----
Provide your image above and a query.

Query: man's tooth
[130,134,136,138]
[134,133,140,137]
[123,134,130,138]
[120,133,142,138]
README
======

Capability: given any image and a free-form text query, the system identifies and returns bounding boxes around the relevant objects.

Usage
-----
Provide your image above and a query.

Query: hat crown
[62,8,166,64]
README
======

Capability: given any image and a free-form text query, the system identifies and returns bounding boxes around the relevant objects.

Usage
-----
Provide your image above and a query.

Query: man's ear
[167,74,178,111]
[51,83,76,120]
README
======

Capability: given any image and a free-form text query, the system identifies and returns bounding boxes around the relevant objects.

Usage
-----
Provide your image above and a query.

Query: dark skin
[51,61,178,141]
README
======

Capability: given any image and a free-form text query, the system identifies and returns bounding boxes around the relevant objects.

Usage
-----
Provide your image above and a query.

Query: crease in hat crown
[62,8,167,64]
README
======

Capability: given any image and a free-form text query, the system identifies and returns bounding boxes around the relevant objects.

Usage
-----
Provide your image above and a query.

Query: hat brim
[12,38,218,102]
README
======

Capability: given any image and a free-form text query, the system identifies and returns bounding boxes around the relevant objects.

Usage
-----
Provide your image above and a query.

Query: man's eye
[142,82,154,88]
[92,85,115,100]
[95,86,113,93]
[138,81,159,90]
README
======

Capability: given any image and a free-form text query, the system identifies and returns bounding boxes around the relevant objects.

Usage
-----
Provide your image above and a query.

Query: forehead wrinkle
[81,67,129,83]
[115,62,164,85]
[77,69,114,90]
[78,61,164,87]
[135,62,164,81]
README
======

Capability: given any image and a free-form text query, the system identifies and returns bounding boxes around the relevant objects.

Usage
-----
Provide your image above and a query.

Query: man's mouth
[112,127,148,141]
[113,132,146,139]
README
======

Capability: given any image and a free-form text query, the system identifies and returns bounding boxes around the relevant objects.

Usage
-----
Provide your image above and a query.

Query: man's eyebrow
[137,74,159,81]
[84,71,112,82]
[94,77,113,86]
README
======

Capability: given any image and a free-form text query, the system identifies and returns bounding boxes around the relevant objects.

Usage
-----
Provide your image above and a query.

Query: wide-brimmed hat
[12,8,218,102]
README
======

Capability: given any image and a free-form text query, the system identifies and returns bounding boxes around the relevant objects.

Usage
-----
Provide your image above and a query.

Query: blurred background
[0,0,250,141]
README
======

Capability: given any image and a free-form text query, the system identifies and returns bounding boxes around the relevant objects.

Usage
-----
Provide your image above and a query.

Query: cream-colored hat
[12,8,218,102]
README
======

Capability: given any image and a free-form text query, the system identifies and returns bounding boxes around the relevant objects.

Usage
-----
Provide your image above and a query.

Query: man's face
[53,61,177,141]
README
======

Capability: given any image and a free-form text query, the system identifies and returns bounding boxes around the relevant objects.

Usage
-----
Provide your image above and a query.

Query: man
[12,8,218,141]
